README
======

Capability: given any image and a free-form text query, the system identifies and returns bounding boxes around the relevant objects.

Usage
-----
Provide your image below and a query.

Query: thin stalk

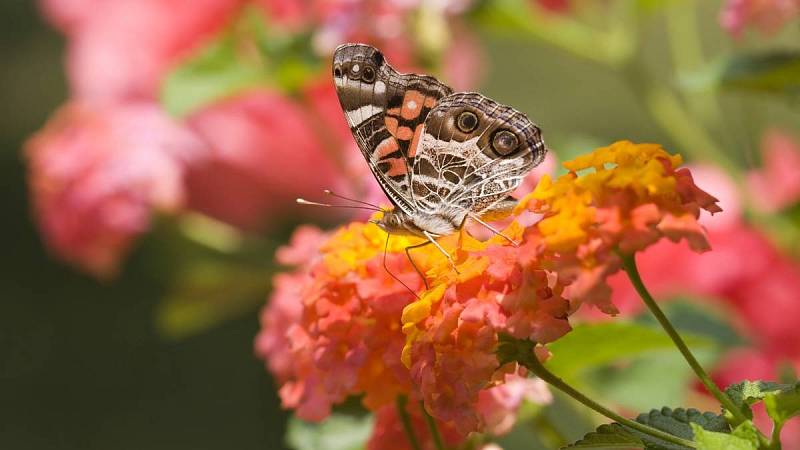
[619,253,750,426]
[520,354,697,448]
[420,401,446,450]
[770,421,784,449]
[396,396,422,450]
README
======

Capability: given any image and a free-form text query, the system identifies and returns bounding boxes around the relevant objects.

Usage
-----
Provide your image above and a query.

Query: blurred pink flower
[41,0,244,100]
[259,0,477,72]
[532,0,571,13]
[720,0,800,37]
[184,89,349,231]
[747,129,800,212]
[366,402,463,450]
[25,101,208,278]
[477,375,552,435]
[442,28,486,92]
[365,376,548,450]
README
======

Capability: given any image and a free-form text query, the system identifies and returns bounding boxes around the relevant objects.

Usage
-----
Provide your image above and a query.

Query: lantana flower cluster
[516,141,722,314]
[256,141,721,446]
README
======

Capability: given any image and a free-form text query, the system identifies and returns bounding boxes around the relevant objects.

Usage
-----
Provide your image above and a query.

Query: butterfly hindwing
[411,92,546,218]
[333,44,453,214]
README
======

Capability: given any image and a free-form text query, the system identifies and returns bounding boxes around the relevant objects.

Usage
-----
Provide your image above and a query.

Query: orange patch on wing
[385,116,399,136]
[384,157,407,177]
[396,126,414,140]
[424,97,437,108]
[400,90,426,120]
[374,138,399,160]
[407,125,424,157]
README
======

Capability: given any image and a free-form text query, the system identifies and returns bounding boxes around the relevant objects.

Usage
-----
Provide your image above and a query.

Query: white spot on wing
[346,104,383,126]
[374,80,386,95]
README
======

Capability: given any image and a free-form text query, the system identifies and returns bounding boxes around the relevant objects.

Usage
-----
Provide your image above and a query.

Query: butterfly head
[370,209,425,236]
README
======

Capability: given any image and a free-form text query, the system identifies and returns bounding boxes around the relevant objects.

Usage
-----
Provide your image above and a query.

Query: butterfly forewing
[333,44,453,214]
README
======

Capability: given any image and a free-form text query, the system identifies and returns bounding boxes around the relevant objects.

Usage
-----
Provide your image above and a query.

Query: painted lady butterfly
[331,43,546,284]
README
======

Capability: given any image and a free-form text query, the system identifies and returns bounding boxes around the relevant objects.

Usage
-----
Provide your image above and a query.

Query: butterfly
[330,43,546,287]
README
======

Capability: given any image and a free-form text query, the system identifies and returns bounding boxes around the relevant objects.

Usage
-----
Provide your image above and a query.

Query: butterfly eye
[361,66,376,83]
[491,130,519,155]
[456,111,479,133]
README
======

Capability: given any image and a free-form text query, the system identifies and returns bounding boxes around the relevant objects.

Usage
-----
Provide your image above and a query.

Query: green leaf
[545,322,715,383]
[690,423,759,450]
[563,423,644,449]
[161,31,271,117]
[286,414,374,450]
[724,380,794,420]
[764,382,800,429]
[160,8,321,117]
[155,262,270,340]
[719,51,800,97]
[635,299,746,349]
[629,407,729,450]
[585,352,715,412]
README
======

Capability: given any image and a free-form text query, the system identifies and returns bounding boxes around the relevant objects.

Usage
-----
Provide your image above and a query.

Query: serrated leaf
[690,423,758,450]
[724,380,793,419]
[764,382,800,429]
[730,421,761,447]
[629,407,730,450]
[545,322,714,383]
[719,51,800,97]
[563,423,644,449]
[286,414,374,450]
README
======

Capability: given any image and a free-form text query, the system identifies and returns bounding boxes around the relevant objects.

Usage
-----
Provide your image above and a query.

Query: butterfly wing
[411,92,546,219]
[333,44,453,214]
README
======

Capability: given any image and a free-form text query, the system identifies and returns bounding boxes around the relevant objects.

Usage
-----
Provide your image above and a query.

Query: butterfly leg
[423,231,460,275]
[404,240,433,291]
[468,213,520,247]
[383,233,423,298]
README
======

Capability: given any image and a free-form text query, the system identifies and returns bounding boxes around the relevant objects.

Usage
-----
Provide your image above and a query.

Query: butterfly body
[333,43,546,241]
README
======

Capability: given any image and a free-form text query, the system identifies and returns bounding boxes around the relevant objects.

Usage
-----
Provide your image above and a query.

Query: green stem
[420,401,446,450]
[520,353,697,448]
[770,421,784,449]
[396,396,422,450]
[619,253,750,426]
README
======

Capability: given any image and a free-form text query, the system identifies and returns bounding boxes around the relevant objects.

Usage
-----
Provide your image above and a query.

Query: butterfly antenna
[324,189,384,211]
[296,198,381,212]
[382,233,421,299]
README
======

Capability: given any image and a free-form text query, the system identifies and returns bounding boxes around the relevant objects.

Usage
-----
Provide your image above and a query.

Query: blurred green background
[0,2,288,449]
[1,0,798,448]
